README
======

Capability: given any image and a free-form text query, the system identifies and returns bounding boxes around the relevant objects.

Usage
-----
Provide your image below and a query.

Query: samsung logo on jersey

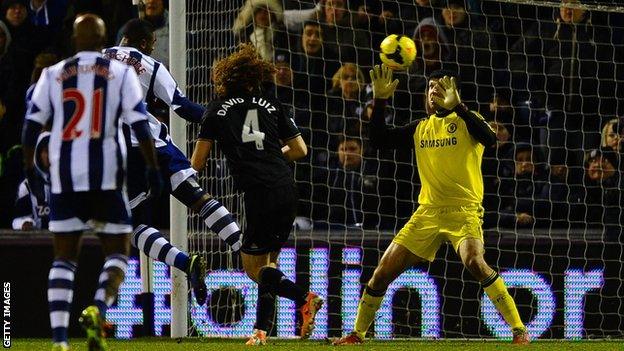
[419,137,458,148]
[217,98,245,116]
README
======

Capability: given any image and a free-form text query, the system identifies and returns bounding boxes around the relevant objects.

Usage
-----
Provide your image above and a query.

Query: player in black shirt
[191,44,323,345]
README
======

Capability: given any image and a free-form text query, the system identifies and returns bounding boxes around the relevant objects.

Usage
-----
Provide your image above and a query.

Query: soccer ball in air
[379,34,417,70]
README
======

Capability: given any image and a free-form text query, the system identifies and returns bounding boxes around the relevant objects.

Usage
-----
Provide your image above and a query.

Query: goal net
[168,0,624,340]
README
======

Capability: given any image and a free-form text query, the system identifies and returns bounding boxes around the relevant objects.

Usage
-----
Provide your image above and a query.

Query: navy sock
[254,283,276,332]
[260,267,307,308]
[132,225,190,272]
[48,259,77,344]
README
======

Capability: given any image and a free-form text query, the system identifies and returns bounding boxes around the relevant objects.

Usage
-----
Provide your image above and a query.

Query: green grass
[9,338,624,351]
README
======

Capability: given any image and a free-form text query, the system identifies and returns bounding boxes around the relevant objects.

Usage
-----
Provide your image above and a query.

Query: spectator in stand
[399,0,437,35]
[482,121,513,228]
[142,0,169,66]
[438,0,502,104]
[496,143,549,228]
[282,0,371,65]
[321,0,371,65]
[13,132,50,231]
[353,1,401,49]
[116,0,169,66]
[0,51,56,229]
[405,17,450,116]
[412,17,450,76]
[26,52,58,102]
[486,91,540,143]
[544,0,619,149]
[512,0,621,180]
[0,21,11,119]
[271,52,295,102]
[539,157,574,228]
[3,0,46,53]
[232,0,287,61]
[311,135,380,228]
[0,19,10,56]
[600,119,621,152]
[570,148,623,239]
[1,1,46,153]
[291,20,338,97]
[28,0,68,37]
[327,63,367,149]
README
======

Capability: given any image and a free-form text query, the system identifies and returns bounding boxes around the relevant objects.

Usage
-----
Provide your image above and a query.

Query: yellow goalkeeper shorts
[392,204,484,262]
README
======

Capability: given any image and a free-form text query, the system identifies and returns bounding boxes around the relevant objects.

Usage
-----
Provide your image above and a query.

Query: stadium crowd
[0,0,623,240]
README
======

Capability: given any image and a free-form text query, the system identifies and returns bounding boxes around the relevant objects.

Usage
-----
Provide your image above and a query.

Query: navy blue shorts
[49,190,132,234]
[126,141,198,208]
[241,183,298,255]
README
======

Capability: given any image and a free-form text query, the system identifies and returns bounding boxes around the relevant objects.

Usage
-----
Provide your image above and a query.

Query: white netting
[178,0,624,340]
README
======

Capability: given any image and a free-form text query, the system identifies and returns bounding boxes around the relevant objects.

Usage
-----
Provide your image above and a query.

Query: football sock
[94,254,128,320]
[254,282,276,333]
[482,271,525,330]
[132,225,190,272]
[48,259,77,344]
[200,199,242,251]
[354,285,386,340]
[354,286,385,340]
[259,267,307,308]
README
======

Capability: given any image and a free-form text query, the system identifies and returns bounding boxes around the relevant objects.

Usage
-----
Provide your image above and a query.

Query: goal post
[169,0,188,339]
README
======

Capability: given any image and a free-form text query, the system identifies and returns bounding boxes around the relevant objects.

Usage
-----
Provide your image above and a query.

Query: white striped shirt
[103,46,197,147]
[26,51,148,194]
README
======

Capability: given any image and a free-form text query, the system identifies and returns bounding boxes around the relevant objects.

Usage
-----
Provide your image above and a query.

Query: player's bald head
[72,14,106,51]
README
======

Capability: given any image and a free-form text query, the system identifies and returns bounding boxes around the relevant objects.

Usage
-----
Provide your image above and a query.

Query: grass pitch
[9,338,624,351]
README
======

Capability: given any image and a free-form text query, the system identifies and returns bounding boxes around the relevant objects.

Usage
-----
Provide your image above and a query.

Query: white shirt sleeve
[121,67,148,125]
[26,68,53,125]
[152,63,180,107]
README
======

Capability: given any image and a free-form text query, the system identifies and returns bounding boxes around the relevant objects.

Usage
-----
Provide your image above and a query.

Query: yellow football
[379,34,417,70]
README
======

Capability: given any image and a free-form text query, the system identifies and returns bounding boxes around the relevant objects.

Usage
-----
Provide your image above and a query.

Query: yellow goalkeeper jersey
[413,111,487,207]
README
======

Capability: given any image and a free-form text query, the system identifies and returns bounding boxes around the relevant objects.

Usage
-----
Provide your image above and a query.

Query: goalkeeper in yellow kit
[332,65,530,345]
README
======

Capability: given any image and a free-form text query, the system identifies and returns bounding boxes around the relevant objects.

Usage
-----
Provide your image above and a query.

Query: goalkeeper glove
[369,64,399,99]
[431,76,462,111]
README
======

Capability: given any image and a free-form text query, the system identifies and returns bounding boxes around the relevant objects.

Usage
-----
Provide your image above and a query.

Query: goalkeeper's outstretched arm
[453,103,497,147]
[368,64,420,150]
[368,99,419,149]
[433,76,496,147]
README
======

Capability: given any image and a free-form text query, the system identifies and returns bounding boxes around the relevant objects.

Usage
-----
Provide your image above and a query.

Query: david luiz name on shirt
[216,97,277,116]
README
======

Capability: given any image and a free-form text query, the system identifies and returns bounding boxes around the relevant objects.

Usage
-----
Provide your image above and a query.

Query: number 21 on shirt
[241,109,265,150]
[62,88,103,141]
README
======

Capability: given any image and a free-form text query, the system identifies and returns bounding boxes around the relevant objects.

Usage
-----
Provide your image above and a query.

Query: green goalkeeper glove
[369,64,399,99]
[431,76,461,111]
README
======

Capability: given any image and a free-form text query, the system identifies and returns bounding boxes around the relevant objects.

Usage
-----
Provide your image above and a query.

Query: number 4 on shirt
[62,88,103,141]
[241,109,265,150]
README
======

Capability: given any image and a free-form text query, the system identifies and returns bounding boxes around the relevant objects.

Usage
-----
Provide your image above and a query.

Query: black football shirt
[199,94,301,191]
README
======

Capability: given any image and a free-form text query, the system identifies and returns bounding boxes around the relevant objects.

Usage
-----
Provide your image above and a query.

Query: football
[379,34,417,70]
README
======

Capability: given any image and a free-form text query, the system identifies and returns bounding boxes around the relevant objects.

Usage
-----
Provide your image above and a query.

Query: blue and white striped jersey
[12,179,50,230]
[103,46,204,148]
[26,51,148,194]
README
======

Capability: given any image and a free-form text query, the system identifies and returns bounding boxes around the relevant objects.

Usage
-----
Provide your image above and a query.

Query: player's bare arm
[282,135,307,161]
[190,138,213,171]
